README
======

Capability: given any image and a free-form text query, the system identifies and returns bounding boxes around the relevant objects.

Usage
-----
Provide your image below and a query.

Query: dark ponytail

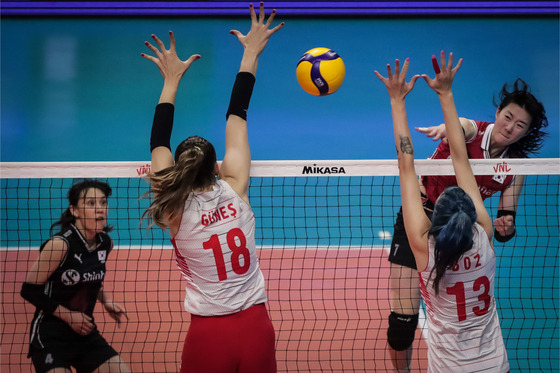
[428,187,477,295]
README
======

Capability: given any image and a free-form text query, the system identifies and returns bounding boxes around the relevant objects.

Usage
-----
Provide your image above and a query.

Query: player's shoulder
[39,235,69,253]
[97,231,114,251]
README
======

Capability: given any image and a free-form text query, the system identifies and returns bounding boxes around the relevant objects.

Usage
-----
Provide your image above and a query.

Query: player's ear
[69,205,78,218]
[214,162,220,177]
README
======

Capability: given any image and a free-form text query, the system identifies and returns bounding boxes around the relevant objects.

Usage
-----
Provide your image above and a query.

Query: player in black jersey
[20,180,130,373]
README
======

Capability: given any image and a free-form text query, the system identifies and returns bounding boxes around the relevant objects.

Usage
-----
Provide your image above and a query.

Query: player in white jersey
[375,52,510,372]
[141,3,284,373]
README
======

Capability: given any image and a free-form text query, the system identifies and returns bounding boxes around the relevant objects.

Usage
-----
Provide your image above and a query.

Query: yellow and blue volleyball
[296,47,345,96]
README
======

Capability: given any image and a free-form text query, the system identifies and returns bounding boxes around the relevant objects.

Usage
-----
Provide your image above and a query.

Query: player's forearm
[439,92,466,161]
[239,50,259,76]
[158,78,181,104]
[390,99,415,168]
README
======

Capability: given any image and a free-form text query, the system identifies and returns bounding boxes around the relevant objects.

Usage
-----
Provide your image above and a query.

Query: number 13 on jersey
[203,228,251,281]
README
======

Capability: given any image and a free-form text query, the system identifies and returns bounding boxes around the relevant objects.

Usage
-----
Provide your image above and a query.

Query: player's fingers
[249,3,257,23]
[140,53,157,63]
[409,74,420,87]
[269,21,285,34]
[453,57,463,73]
[258,2,265,23]
[185,54,201,66]
[386,64,393,78]
[229,29,243,39]
[394,59,400,77]
[439,50,447,70]
[431,55,441,74]
[144,41,160,56]
[401,57,410,76]
[373,70,386,82]
[151,34,166,51]
[265,9,277,27]
[168,31,176,51]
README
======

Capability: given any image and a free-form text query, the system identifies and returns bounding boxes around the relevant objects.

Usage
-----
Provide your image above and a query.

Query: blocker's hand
[141,31,201,82]
[374,58,420,101]
[229,2,285,57]
[421,51,462,96]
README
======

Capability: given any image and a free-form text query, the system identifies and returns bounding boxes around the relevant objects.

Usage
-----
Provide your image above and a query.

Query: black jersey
[28,224,114,354]
[30,224,113,327]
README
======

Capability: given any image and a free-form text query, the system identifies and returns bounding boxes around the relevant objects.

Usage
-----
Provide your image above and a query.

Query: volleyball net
[1,159,558,372]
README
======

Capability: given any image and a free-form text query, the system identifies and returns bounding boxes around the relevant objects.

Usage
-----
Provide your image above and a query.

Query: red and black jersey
[421,120,517,204]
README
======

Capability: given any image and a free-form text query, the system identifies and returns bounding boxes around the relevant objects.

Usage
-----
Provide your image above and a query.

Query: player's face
[72,188,109,238]
[492,103,531,148]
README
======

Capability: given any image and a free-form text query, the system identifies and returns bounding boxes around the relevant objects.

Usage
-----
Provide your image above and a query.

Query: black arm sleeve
[150,103,175,152]
[226,72,256,121]
[494,209,516,243]
[21,282,59,314]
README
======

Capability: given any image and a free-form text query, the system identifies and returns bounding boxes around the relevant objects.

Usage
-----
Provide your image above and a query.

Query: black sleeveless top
[35,224,113,319]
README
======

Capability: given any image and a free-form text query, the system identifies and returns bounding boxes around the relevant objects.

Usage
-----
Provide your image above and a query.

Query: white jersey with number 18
[171,179,267,316]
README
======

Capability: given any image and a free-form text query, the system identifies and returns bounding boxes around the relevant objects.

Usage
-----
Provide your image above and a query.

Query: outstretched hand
[141,31,201,82]
[374,58,420,101]
[230,2,284,57]
[421,51,462,95]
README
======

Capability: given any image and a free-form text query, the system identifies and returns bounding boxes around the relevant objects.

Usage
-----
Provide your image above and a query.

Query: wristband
[497,209,516,221]
[20,282,59,314]
[226,72,256,121]
[150,103,175,152]
[495,229,516,243]
[494,209,516,242]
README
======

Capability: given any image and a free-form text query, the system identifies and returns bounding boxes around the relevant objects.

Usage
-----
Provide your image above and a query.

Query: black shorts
[29,324,117,373]
[388,203,433,270]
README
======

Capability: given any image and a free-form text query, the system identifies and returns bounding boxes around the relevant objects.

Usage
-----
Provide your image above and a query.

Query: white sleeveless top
[171,179,267,316]
[419,223,510,372]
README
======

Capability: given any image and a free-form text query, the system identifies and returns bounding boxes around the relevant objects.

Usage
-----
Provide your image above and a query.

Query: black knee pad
[387,312,419,351]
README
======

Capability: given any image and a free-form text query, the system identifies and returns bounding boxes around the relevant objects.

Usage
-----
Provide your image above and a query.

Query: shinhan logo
[137,163,151,176]
[61,269,80,286]
[302,164,346,175]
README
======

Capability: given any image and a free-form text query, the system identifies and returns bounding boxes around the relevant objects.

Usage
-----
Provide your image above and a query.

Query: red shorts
[181,303,276,373]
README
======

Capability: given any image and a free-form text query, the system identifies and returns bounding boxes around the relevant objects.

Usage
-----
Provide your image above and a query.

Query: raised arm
[422,52,493,238]
[219,2,284,203]
[142,31,201,173]
[375,59,430,267]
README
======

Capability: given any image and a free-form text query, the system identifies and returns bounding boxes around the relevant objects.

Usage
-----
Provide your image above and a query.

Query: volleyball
[296,47,345,96]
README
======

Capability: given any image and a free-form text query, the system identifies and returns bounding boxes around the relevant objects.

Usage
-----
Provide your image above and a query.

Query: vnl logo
[136,163,151,176]
[493,161,511,173]
[302,164,346,175]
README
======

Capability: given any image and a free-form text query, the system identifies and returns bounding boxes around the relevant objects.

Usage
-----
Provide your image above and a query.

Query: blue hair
[428,186,477,295]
